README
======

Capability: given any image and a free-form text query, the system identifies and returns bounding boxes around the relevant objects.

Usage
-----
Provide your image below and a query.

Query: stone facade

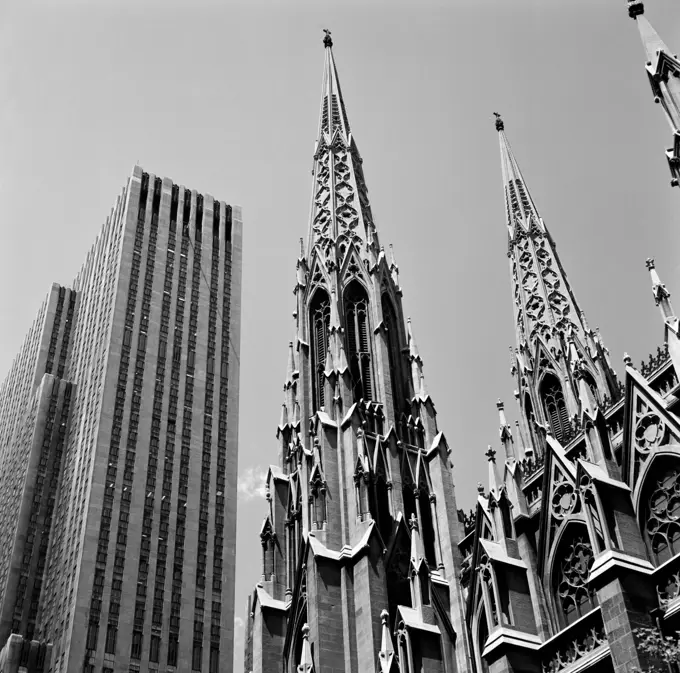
[0,167,243,673]
[245,7,680,673]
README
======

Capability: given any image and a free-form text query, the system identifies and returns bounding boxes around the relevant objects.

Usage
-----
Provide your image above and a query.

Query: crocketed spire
[496,116,594,357]
[307,31,379,261]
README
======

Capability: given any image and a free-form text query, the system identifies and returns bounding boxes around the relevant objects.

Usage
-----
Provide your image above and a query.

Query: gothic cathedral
[243,3,680,671]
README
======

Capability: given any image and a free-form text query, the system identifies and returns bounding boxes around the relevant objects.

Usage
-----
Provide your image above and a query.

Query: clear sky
[2,0,680,669]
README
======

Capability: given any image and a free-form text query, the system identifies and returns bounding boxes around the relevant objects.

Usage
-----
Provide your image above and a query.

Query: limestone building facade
[244,4,680,672]
[0,167,242,673]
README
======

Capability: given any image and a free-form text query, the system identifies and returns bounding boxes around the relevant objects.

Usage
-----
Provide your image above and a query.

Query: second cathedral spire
[496,115,620,447]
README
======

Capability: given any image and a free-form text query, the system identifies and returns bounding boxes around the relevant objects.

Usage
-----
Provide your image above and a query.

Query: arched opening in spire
[418,489,437,568]
[344,281,373,403]
[309,471,327,530]
[540,374,570,443]
[381,293,404,415]
[373,447,392,541]
[309,289,331,411]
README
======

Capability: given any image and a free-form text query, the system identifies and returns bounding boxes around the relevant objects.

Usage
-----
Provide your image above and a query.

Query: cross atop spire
[322,28,333,48]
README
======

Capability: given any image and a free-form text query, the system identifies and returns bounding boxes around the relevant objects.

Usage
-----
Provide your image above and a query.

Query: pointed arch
[396,623,414,673]
[540,373,570,443]
[381,292,405,415]
[309,466,327,530]
[373,443,393,540]
[580,368,599,406]
[473,599,490,673]
[414,455,437,567]
[309,288,331,411]
[343,280,374,402]
[550,523,596,628]
[637,453,680,566]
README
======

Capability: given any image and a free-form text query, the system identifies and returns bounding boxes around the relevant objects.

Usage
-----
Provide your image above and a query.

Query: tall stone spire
[496,114,588,354]
[307,30,379,261]
[628,1,680,186]
[496,115,619,445]
[246,31,471,673]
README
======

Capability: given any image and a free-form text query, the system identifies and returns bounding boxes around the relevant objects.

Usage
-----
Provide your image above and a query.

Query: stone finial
[477,482,485,495]
[408,512,418,531]
[628,0,644,19]
[323,28,333,48]
[646,257,655,270]
[494,112,504,132]
[485,446,497,463]
[297,623,314,672]
[378,609,395,672]
[496,399,504,411]
[623,352,633,366]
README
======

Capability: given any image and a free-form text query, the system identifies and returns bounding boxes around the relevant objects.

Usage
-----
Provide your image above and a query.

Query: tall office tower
[0,166,243,673]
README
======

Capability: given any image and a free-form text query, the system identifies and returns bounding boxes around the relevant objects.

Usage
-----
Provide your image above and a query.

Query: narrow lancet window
[344,282,373,402]
[310,290,331,411]
[541,375,570,442]
[382,294,403,413]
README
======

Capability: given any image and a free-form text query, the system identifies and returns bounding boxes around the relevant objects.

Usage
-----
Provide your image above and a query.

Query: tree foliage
[633,626,680,672]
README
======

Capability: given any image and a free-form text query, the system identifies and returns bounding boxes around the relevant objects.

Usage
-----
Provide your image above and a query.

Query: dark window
[150,634,160,663]
[553,528,596,627]
[381,294,403,414]
[309,290,331,410]
[192,641,203,671]
[131,631,143,660]
[105,624,117,654]
[344,282,373,402]
[168,634,179,666]
[541,375,570,443]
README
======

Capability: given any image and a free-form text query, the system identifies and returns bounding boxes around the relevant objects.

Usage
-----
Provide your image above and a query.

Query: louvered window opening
[543,379,570,443]
[331,95,342,129]
[321,96,329,133]
[382,295,403,415]
[345,284,373,402]
[310,294,331,411]
[514,179,531,216]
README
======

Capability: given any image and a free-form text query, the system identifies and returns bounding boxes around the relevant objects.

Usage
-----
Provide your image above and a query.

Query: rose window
[635,413,666,453]
[646,468,680,565]
[556,538,596,625]
[552,481,577,519]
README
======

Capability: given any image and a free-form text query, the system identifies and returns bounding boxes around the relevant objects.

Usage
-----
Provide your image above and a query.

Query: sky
[1,0,680,670]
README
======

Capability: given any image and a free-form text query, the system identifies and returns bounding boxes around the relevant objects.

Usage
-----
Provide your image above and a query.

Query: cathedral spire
[307,30,379,262]
[496,116,619,445]
[627,1,680,186]
[496,115,586,352]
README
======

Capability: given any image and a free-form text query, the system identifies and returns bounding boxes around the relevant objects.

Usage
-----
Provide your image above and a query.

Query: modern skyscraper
[0,166,242,673]
[244,13,680,673]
